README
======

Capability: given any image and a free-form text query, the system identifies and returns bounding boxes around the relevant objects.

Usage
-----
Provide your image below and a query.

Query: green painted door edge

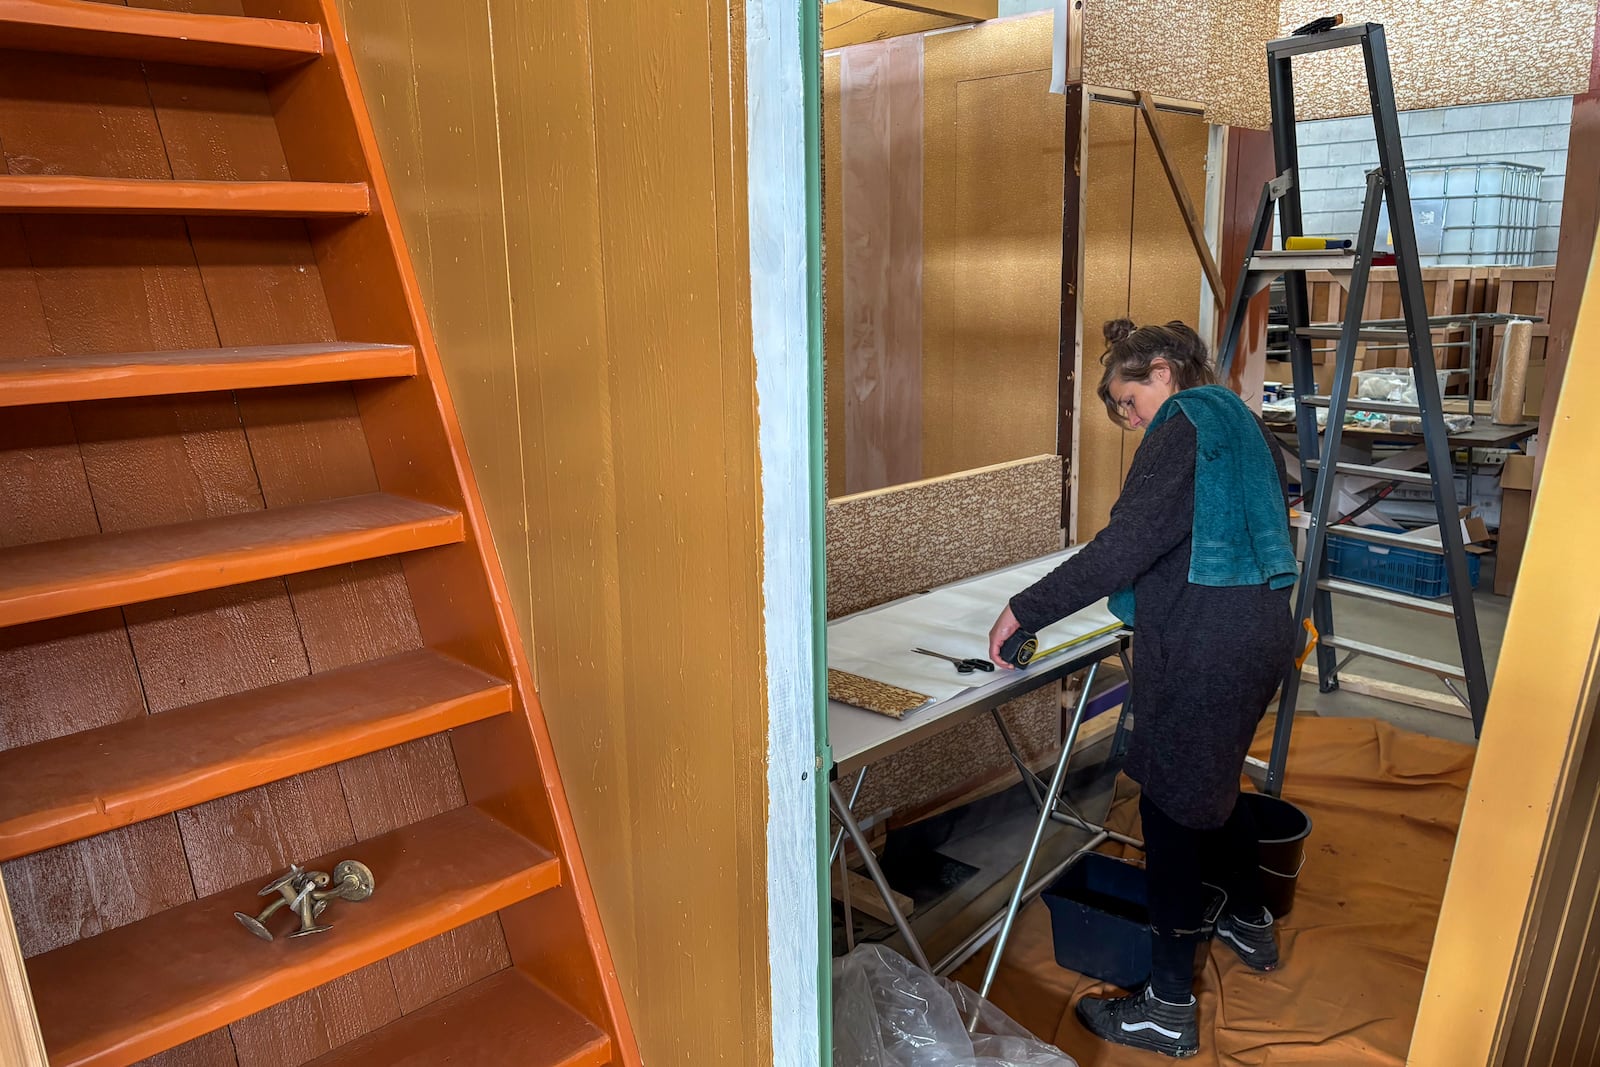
[800,0,831,1061]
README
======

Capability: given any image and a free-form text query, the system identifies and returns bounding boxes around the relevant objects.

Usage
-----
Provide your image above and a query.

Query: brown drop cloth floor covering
[952,716,1474,1066]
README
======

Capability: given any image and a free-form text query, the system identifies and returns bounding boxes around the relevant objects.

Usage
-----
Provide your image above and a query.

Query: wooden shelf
[0,176,369,217]
[305,968,611,1067]
[28,806,561,1067]
[0,649,511,861]
[0,493,463,629]
[0,342,415,407]
[0,0,323,70]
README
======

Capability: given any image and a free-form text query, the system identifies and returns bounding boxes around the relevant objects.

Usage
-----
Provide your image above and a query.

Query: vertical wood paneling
[922,17,1063,482]
[840,37,923,493]
[824,53,846,497]
[1076,100,1135,540]
[339,1,771,1062]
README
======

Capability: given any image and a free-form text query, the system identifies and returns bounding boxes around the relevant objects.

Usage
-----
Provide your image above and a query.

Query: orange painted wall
[334,2,774,1062]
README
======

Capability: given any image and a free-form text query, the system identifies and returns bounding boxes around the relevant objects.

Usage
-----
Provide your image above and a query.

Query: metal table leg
[974,661,1101,1005]
[828,779,932,972]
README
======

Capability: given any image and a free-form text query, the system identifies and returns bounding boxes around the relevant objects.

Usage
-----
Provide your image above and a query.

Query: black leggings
[1140,792,1265,1001]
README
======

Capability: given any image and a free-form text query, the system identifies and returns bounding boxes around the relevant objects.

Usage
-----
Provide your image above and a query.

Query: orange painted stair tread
[28,805,561,1067]
[0,649,511,862]
[303,967,612,1067]
[0,493,463,628]
[0,175,370,216]
[0,0,323,70]
[0,342,416,407]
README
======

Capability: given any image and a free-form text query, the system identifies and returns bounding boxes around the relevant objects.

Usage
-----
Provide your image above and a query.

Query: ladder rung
[0,175,370,217]
[1303,459,1434,486]
[0,0,323,71]
[1320,634,1467,682]
[1316,578,1456,617]
[1323,524,1445,554]
[1301,395,1424,415]
[0,342,416,407]
[1248,252,1357,274]
[1295,326,1408,342]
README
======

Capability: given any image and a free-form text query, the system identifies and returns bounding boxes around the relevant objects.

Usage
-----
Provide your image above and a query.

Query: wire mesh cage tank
[1377,162,1543,266]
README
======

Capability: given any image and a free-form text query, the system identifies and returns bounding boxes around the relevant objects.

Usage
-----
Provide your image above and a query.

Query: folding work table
[826,548,1135,995]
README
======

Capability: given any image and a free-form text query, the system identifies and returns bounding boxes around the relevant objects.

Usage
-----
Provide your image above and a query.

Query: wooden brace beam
[822,0,966,50]
[866,0,997,19]
[1336,674,1472,720]
[1135,90,1227,313]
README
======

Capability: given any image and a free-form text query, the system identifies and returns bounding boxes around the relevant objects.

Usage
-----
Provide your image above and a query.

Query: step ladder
[1216,20,1490,797]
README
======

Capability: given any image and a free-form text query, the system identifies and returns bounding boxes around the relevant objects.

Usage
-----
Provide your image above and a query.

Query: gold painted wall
[922,16,1064,481]
[334,2,772,1062]
[1075,98,1210,539]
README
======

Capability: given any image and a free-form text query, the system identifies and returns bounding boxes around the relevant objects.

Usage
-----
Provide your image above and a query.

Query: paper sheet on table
[827,549,1123,704]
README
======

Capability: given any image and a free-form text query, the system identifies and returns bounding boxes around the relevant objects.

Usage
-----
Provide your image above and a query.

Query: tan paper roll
[1493,319,1533,425]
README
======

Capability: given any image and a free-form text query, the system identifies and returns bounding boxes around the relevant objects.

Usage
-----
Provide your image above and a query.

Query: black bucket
[1241,791,1312,919]
[1041,853,1224,989]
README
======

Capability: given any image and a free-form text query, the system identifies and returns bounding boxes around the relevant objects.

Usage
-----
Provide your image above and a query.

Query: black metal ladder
[1217,21,1490,797]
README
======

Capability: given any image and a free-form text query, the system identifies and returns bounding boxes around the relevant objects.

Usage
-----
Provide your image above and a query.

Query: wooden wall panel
[1076,101,1136,540]
[1074,97,1209,541]
[922,17,1063,481]
[339,2,773,1062]
[1409,240,1600,1067]
[840,37,925,494]
[825,54,846,497]
[1220,126,1275,400]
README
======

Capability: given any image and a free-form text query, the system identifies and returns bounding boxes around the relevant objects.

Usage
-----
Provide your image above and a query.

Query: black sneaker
[1075,986,1199,1059]
[1216,907,1280,971]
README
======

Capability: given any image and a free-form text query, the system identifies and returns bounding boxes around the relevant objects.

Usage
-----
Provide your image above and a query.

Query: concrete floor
[835,563,1508,964]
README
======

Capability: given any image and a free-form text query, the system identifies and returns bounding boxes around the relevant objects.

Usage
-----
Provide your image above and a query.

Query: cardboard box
[1495,453,1535,597]
[1524,360,1546,420]
[1404,506,1492,549]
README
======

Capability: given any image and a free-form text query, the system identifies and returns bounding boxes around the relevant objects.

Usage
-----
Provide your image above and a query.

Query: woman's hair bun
[1102,318,1136,345]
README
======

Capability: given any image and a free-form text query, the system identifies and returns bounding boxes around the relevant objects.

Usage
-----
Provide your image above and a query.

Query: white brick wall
[1296,98,1571,265]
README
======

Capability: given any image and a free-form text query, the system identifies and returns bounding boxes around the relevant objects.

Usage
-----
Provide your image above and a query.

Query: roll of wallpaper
[1493,319,1533,425]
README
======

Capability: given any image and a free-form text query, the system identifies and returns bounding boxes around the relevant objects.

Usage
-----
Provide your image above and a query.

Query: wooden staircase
[0,1,637,1064]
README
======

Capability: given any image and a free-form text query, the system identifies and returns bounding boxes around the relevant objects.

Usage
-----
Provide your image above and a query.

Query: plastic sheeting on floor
[952,716,1474,1066]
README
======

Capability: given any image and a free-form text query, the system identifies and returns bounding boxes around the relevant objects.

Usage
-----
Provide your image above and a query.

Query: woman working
[988,319,1298,1059]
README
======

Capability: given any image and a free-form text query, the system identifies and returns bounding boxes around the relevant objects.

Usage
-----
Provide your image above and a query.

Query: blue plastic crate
[1326,533,1480,599]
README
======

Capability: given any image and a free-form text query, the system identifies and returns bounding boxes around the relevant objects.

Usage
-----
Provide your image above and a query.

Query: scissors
[912,648,996,674]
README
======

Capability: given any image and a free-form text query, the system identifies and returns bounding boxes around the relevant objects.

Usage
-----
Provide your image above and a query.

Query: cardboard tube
[1493,319,1533,425]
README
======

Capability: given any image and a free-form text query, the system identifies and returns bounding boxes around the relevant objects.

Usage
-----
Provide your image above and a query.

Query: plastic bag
[833,944,1078,1067]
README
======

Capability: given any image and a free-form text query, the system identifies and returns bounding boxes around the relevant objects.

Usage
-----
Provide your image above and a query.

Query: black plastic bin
[1041,852,1223,990]
[1240,791,1312,919]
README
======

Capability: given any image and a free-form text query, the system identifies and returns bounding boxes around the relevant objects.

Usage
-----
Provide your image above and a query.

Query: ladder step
[0,649,511,861]
[1301,395,1425,415]
[28,805,561,1067]
[0,175,370,217]
[1303,459,1434,486]
[1323,523,1445,554]
[1295,326,1408,342]
[304,968,612,1067]
[0,0,323,71]
[1321,634,1467,682]
[1248,252,1356,274]
[1316,578,1456,617]
[0,342,416,407]
[0,492,463,628]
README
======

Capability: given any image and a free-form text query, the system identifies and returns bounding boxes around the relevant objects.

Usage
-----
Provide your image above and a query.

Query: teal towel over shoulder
[1108,386,1297,626]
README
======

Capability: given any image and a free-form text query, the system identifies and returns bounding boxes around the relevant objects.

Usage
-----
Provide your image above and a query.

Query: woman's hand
[989,604,1022,669]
